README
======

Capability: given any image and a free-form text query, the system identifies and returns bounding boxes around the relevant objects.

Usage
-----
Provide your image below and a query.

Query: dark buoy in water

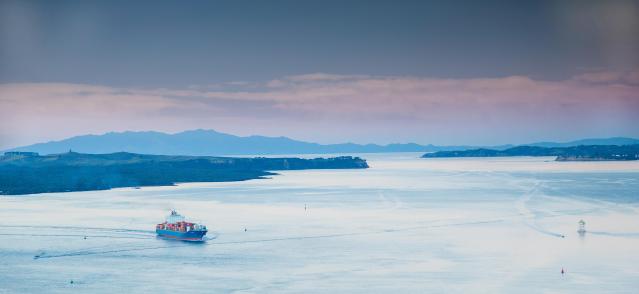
[561,268,565,275]
[70,280,74,284]
[83,236,87,240]
[34,251,45,259]
[244,227,247,232]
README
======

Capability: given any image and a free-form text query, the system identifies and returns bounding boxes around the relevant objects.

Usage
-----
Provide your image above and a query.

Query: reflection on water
[1,154,638,293]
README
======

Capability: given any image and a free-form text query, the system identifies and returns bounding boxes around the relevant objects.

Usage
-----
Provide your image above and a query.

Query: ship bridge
[166,210,186,224]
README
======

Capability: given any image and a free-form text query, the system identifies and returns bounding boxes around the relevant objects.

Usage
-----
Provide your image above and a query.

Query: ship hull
[156,229,207,241]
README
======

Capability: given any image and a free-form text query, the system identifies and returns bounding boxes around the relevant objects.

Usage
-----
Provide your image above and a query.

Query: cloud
[1,71,638,149]
[572,70,639,85]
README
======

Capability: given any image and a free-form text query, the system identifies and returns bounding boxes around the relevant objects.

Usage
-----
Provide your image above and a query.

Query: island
[0,151,369,195]
[422,145,639,161]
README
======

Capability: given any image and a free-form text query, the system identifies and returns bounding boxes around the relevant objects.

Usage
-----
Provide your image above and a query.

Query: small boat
[156,210,207,241]
[578,219,586,235]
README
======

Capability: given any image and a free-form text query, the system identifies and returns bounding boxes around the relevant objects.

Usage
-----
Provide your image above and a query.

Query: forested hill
[422,145,639,161]
[0,152,368,195]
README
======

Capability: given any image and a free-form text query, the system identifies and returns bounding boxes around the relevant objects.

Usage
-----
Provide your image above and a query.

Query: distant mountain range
[4,129,639,156]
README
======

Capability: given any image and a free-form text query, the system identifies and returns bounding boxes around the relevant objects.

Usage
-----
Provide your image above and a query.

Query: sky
[1,0,638,149]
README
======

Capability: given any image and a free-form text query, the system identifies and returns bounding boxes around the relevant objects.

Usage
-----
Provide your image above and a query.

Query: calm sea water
[1,153,638,293]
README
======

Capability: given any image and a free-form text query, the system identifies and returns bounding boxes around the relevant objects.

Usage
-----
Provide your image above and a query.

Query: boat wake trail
[516,181,567,238]
[34,219,504,260]
[0,225,156,241]
[0,233,153,240]
[0,224,155,235]
[588,231,639,238]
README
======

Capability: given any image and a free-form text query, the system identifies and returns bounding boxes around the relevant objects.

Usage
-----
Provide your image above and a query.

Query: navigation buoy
[34,251,45,259]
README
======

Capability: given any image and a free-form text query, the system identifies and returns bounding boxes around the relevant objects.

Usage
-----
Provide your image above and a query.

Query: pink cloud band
[1,71,638,148]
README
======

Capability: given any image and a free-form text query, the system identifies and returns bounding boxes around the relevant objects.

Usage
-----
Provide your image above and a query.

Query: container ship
[156,210,207,241]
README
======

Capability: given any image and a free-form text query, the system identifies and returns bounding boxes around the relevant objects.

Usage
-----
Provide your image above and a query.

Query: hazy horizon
[4,128,639,152]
